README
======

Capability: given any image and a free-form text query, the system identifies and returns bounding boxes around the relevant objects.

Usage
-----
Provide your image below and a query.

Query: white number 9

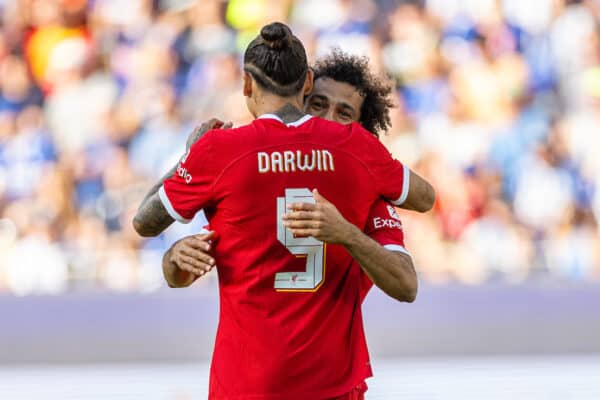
[275,188,326,291]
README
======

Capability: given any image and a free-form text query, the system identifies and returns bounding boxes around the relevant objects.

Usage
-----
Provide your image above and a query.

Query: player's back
[161,115,407,399]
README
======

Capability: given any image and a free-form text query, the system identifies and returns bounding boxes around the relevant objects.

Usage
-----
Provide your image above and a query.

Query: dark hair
[312,49,395,137]
[243,22,308,97]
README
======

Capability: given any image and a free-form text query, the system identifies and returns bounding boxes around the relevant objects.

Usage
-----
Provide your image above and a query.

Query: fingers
[282,210,315,221]
[176,231,215,251]
[177,255,214,276]
[206,118,225,129]
[286,228,318,238]
[171,232,217,276]
[185,237,211,252]
[192,119,224,136]
[195,230,216,241]
[282,219,321,229]
[312,188,328,204]
[177,236,210,252]
[223,121,233,129]
[180,245,215,266]
[286,202,317,212]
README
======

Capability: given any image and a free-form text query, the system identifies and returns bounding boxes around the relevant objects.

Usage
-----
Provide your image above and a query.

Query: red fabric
[326,381,368,400]
[359,199,408,302]
[162,116,406,399]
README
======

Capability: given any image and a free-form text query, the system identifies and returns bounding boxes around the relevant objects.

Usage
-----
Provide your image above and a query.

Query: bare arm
[342,225,416,302]
[132,119,231,237]
[132,168,176,237]
[283,189,417,302]
[398,170,436,213]
[162,231,216,288]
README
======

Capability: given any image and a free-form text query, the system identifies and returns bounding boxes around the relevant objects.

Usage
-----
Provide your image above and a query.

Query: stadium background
[1,0,599,398]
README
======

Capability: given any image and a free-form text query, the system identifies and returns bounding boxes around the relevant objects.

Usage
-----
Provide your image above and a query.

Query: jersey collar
[257,113,313,127]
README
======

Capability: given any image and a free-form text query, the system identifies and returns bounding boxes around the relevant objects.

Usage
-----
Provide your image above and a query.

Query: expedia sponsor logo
[386,204,401,221]
[177,164,193,184]
[373,217,403,230]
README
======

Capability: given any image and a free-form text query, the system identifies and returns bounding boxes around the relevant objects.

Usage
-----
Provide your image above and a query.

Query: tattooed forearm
[133,192,174,237]
[143,164,177,204]
[133,119,223,237]
[275,103,305,124]
[133,163,177,237]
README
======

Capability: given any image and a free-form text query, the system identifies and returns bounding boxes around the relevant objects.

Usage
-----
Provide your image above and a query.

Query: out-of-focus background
[1,0,599,399]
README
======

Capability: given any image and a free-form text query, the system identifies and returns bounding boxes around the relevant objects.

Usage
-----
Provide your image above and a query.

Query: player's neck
[272,103,305,124]
[254,97,305,124]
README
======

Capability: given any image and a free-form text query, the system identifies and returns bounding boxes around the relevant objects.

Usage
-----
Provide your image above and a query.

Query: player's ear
[243,72,253,98]
[302,68,314,97]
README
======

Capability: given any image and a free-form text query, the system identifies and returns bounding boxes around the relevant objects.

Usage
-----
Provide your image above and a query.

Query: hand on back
[282,189,356,245]
[168,231,216,277]
[186,118,233,151]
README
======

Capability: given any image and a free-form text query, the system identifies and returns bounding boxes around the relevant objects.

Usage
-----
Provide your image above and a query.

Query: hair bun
[260,22,290,50]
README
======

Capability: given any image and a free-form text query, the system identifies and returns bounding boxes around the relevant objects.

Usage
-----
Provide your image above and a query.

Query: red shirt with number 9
[160,115,409,400]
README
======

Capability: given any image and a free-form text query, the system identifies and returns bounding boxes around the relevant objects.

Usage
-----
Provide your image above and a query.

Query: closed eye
[309,101,325,110]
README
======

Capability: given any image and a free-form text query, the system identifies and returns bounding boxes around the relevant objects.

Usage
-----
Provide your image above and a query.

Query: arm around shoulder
[400,170,436,213]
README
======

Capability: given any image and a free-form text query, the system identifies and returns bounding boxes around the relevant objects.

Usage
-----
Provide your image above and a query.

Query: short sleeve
[364,200,409,256]
[160,133,217,223]
[354,123,410,206]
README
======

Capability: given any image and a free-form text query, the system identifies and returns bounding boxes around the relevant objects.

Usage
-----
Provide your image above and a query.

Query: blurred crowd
[0,0,599,295]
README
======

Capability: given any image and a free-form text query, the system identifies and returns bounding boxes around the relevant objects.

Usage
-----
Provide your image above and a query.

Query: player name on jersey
[258,149,335,173]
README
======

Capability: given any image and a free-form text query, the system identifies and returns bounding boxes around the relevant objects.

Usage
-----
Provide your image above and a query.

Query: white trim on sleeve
[391,164,411,206]
[158,185,192,224]
[383,244,411,257]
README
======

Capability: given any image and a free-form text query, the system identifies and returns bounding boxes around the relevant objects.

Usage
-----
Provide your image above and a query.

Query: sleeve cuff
[158,185,192,224]
[391,164,411,206]
[383,244,411,256]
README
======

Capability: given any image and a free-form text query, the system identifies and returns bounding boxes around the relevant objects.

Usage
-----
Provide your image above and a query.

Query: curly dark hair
[312,49,395,137]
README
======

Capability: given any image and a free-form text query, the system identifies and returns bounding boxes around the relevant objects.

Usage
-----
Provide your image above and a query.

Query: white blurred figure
[309,0,377,58]
[544,209,600,280]
[512,147,573,231]
[0,218,17,291]
[382,3,438,82]
[5,230,68,296]
[549,1,596,109]
[502,0,556,34]
[92,0,153,32]
[290,0,346,30]
[98,236,140,292]
[44,38,119,154]
[460,200,533,282]
[426,0,498,24]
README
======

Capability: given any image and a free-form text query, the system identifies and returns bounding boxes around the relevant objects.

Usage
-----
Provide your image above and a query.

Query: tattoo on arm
[133,165,177,237]
[133,192,174,237]
[133,121,215,237]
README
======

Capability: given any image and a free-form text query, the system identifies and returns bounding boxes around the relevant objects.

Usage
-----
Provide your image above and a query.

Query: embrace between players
[133,22,435,400]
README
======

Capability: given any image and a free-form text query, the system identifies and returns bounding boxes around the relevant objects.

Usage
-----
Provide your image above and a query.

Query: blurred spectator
[0,0,599,295]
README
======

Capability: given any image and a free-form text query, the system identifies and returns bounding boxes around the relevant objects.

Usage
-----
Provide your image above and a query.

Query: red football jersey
[160,114,410,399]
[359,199,410,303]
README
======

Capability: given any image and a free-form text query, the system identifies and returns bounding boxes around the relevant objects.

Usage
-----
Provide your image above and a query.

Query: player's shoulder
[205,123,253,139]
[194,123,255,149]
